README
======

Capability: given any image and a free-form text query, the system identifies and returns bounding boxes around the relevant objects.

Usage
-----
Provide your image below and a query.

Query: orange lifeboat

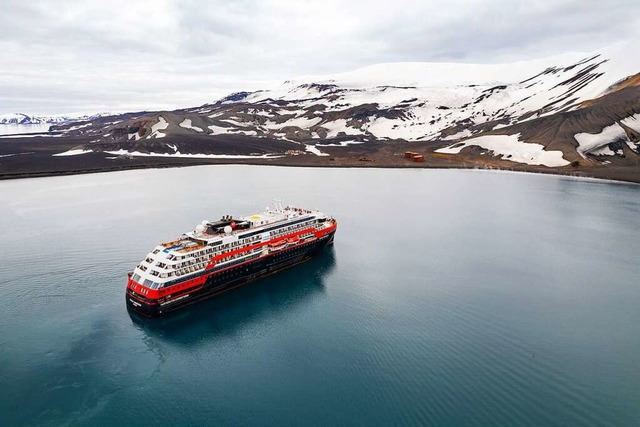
[269,240,286,250]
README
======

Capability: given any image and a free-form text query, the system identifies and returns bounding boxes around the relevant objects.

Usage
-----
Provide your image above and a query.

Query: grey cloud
[0,0,639,114]
[356,0,640,61]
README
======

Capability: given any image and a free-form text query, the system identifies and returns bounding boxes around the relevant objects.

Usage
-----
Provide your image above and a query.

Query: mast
[272,197,284,212]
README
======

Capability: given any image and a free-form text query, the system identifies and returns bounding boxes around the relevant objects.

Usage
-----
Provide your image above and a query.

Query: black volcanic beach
[2,132,640,183]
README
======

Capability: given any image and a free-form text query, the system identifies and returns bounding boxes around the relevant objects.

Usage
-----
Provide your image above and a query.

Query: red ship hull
[127,222,336,317]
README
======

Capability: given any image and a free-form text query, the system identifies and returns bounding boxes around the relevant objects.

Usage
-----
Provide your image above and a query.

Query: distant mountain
[0,113,45,125]
[0,112,109,126]
[44,39,640,170]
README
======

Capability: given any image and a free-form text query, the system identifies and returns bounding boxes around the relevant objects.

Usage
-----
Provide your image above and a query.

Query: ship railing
[176,243,205,253]
[161,239,184,248]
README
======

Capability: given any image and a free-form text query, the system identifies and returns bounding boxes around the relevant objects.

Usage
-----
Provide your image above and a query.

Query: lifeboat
[268,240,286,250]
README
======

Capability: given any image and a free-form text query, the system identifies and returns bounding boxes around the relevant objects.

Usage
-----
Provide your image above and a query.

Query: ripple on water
[1,166,639,426]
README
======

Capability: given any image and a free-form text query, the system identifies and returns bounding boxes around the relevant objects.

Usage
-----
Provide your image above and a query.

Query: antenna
[272,196,284,212]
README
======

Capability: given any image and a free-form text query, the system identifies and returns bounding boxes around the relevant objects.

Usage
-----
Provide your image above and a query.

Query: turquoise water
[0,166,639,426]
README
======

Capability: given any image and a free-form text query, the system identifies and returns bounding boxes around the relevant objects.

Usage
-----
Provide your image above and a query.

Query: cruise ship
[126,203,337,317]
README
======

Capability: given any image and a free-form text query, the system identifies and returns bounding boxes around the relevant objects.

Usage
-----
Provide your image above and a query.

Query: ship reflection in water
[128,248,336,344]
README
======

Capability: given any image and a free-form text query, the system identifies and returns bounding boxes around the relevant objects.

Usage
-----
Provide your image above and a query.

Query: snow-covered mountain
[0,113,46,125]
[0,112,109,126]
[48,39,640,169]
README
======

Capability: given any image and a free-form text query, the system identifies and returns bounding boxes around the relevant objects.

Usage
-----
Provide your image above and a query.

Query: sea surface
[0,166,639,426]
[0,123,51,136]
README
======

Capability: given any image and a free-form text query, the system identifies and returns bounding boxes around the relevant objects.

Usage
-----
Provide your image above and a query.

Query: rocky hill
[2,39,640,181]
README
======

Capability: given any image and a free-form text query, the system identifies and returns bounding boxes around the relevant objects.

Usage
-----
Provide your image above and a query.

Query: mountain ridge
[2,39,640,182]
[0,112,110,126]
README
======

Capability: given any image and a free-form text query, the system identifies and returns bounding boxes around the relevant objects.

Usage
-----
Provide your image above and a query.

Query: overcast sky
[1,0,639,115]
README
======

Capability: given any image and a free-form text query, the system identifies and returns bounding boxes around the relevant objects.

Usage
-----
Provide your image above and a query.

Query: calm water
[0,166,639,426]
[0,123,51,136]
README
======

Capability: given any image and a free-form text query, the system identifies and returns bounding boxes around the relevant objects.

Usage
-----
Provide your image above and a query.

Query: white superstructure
[130,204,331,292]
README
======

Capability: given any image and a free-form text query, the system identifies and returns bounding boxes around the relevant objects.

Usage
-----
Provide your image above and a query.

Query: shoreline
[1,135,638,184]
[2,159,639,186]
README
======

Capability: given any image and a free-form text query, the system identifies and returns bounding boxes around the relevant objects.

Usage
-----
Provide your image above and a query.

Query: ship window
[152,249,160,254]
[132,273,141,282]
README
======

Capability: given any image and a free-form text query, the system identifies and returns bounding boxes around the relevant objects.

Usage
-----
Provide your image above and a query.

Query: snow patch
[148,116,169,139]
[321,119,362,138]
[208,124,260,136]
[179,119,203,132]
[64,122,92,132]
[620,113,640,132]
[574,123,628,158]
[0,130,62,138]
[208,124,233,135]
[268,116,321,129]
[305,145,330,156]
[52,149,93,157]
[104,149,282,159]
[442,129,472,141]
[590,145,616,156]
[436,133,570,167]
[219,118,251,127]
[320,140,366,147]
